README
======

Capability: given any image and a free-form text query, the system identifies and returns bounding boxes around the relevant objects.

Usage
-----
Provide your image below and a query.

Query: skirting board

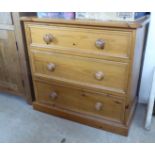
[33,101,136,136]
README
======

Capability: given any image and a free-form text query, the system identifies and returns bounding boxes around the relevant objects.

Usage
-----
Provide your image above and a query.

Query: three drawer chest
[22,17,149,135]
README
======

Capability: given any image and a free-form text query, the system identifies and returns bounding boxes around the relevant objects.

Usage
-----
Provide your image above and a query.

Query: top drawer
[28,24,132,60]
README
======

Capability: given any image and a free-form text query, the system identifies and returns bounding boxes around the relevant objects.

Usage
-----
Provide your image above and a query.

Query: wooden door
[0,29,23,94]
[0,12,34,102]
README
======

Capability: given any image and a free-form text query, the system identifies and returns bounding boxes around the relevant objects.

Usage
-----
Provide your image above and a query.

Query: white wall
[138,12,155,104]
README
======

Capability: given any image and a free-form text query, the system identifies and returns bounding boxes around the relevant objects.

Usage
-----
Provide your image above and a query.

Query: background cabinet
[0,12,34,103]
[0,29,23,93]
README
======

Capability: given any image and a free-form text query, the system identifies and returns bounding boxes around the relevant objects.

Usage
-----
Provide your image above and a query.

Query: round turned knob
[95,102,103,111]
[95,39,105,49]
[47,63,56,71]
[95,71,104,80]
[43,34,54,44]
[49,92,58,100]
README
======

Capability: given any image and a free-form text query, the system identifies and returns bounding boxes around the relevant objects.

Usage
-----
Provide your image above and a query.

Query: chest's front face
[23,18,147,136]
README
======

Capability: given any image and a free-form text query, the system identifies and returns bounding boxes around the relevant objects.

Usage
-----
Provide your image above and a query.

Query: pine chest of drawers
[22,17,149,135]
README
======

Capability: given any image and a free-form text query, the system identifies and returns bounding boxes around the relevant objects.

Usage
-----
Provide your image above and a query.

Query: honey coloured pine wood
[29,24,132,60]
[21,15,150,29]
[22,17,149,136]
[31,50,129,95]
[35,80,125,123]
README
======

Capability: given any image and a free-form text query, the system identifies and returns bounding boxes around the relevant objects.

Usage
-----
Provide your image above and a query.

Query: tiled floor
[0,92,155,142]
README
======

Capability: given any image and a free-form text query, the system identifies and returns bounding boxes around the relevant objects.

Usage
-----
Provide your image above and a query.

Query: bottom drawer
[35,80,125,122]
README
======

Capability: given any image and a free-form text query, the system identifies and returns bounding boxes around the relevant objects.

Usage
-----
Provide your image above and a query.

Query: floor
[0,93,155,143]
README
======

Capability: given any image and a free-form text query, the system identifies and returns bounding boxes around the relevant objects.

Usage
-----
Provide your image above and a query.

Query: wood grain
[33,102,128,136]
[35,80,125,122]
[22,17,149,135]
[21,15,150,29]
[0,12,35,103]
[12,12,33,103]
[29,24,132,60]
[32,50,129,95]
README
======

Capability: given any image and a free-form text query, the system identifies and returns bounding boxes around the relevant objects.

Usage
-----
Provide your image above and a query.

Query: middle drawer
[31,50,129,95]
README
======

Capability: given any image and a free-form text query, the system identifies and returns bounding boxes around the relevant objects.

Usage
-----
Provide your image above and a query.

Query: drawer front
[29,24,132,59]
[32,51,129,94]
[35,80,125,122]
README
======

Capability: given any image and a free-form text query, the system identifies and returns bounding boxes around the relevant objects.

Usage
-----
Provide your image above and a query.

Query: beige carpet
[0,92,155,143]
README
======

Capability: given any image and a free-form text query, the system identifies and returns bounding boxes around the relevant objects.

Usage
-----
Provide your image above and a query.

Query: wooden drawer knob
[49,92,58,100]
[95,102,103,111]
[43,34,54,44]
[95,39,105,49]
[47,63,56,71]
[95,71,104,80]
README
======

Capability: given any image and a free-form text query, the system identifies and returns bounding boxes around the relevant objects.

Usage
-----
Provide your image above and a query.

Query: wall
[138,12,155,104]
